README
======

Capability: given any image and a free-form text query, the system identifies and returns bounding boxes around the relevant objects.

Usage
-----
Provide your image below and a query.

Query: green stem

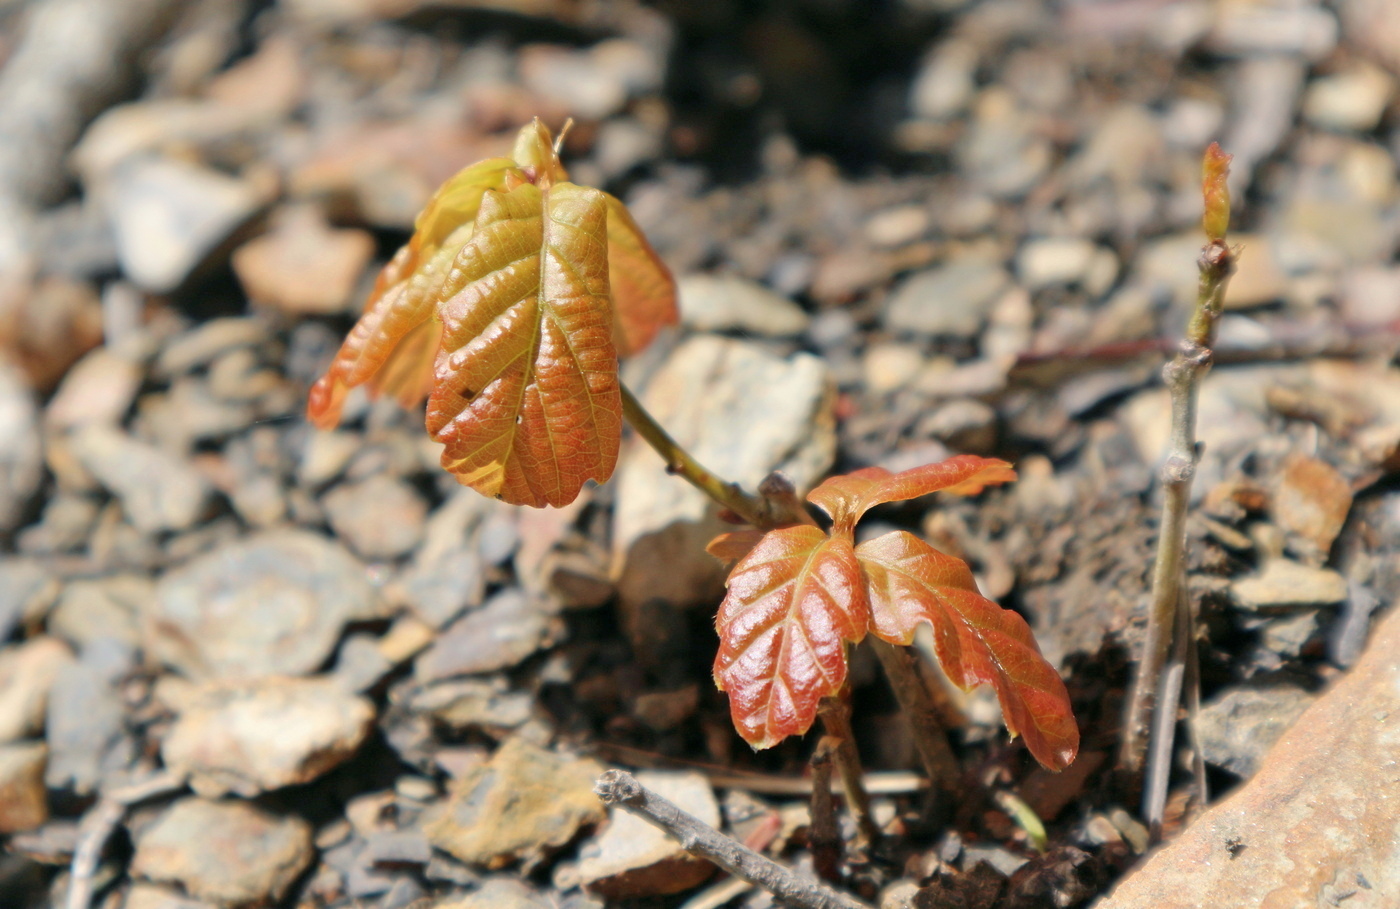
[620,381,806,529]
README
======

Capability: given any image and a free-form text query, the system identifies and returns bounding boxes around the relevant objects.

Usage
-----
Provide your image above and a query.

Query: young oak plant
[307,118,1079,777]
[709,456,1079,771]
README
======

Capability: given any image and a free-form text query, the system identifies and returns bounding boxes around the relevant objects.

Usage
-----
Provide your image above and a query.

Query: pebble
[439,877,555,909]
[1196,685,1316,779]
[0,359,42,533]
[0,638,75,743]
[425,737,605,868]
[155,318,269,378]
[161,676,375,797]
[411,677,535,733]
[517,39,663,121]
[1231,558,1348,612]
[1223,57,1305,195]
[1208,0,1338,60]
[1272,455,1352,558]
[0,558,57,641]
[69,425,213,534]
[862,342,925,395]
[122,883,221,909]
[414,589,552,682]
[1339,265,1400,328]
[1015,238,1118,296]
[612,336,834,656]
[573,770,719,899]
[131,797,314,908]
[106,157,267,294]
[884,258,1011,338]
[1302,62,1395,133]
[909,39,977,121]
[45,638,133,794]
[676,273,810,337]
[147,529,378,681]
[17,492,101,555]
[1096,606,1400,908]
[44,348,143,431]
[958,88,1051,197]
[322,474,428,561]
[232,205,375,315]
[0,742,48,833]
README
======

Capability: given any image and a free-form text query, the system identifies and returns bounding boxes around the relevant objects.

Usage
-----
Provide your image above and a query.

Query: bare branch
[594,770,871,909]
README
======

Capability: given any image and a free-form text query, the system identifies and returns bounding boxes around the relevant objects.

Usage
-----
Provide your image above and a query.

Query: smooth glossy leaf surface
[603,193,678,355]
[425,177,620,507]
[714,525,869,749]
[807,455,1016,534]
[856,530,1079,771]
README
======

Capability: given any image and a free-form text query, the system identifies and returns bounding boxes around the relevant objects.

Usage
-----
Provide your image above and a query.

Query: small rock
[123,882,221,909]
[959,88,1051,197]
[0,638,75,743]
[677,273,809,337]
[1095,606,1400,908]
[147,529,377,681]
[45,348,143,431]
[1339,266,1400,329]
[131,798,314,908]
[1223,57,1306,195]
[1196,685,1317,778]
[386,491,494,627]
[137,378,258,453]
[233,205,375,315]
[1208,0,1338,60]
[45,638,133,794]
[49,574,150,650]
[362,830,432,868]
[0,359,42,533]
[425,737,605,868]
[884,258,1011,338]
[1302,62,1395,132]
[162,676,375,798]
[864,205,931,248]
[18,492,101,555]
[69,425,213,534]
[1015,238,1117,296]
[0,742,48,833]
[517,39,662,120]
[1272,455,1352,558]
[909,39,977,121]
[438,877,554,909]
[1231,558,1348,612]
[322,474,427,561]
[575,770,719,899]
[156,318,269,378]
[1260,610,1320,657]
[862,343,924,395]
[917,398,997,452]
[414,590,551,682]
[411,677,535,733]
[0,558,57,641]
[106,157,267,294]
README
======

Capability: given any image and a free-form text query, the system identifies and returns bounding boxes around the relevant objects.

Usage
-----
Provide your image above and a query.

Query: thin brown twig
[817,695,881,847]
[595,769,872,909]
[808,738,842,883]
[869,638,960,791]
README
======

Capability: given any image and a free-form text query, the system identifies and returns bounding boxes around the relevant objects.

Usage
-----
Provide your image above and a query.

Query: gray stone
[884,258,1011,338]
[49,574,150,650]
[1302,62,1395,132]
[122,883,220,909]
[16,492,101,554]
[574,770,720,899]
[162,676,375,797]
[414,590,551,682]
[0,559,57,641]
[131,798,313,908]
[45,348,143,431]
[439,878,554,909]
[909,39,977,120]
[1196,684,1317,779]
[0,359,42,533]
[147,529,378,681]
[45,638,133,794]
[106,157,266,294]
[1231,559,1348,612]
[0,637,75,743]
[409,677,535,733]
[1207,0,1338,60]
[322,474,427,561]
[425,737,604,868]
[1015,238,1117,295]
[677,273,809,337]
[0,742,48,833]
[69,425,212,534]
[155,318,270,378]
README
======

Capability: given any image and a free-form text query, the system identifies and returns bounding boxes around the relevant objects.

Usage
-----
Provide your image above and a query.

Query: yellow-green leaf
[425,177,621,507]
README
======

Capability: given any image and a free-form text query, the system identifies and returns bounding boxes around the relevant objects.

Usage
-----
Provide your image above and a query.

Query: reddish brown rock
[232,205,374,316]
[1097,604,1400,908]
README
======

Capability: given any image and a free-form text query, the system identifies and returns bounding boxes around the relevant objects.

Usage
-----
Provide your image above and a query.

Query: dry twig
[595,769,871,909]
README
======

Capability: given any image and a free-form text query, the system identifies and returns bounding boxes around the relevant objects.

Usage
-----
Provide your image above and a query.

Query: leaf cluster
[308,120,677,506]
[710,455,1079,771]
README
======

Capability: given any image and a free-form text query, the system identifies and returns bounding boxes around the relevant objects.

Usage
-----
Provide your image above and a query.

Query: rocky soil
[1,0,1399,907]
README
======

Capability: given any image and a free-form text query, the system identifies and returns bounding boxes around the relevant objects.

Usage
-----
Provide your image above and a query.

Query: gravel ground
[1,1,1399,907]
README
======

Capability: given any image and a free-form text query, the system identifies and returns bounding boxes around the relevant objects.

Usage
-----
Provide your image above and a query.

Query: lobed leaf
[1202,141,1232,243]
[706,529,767,564]
[855,530,1079,771]
[714,525,869,749]
[603,193,678,356]
[807,455,1016,535]
[425,177,620,507]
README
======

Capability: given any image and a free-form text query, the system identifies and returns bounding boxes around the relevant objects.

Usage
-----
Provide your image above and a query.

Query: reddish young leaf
[425,175,620,507]
[1201,141,1232,243]
[706,529,767,563]
[807,455,1016,534]
[603,193,678,356]
[714,525,869,749]
[855,530,1079,771]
